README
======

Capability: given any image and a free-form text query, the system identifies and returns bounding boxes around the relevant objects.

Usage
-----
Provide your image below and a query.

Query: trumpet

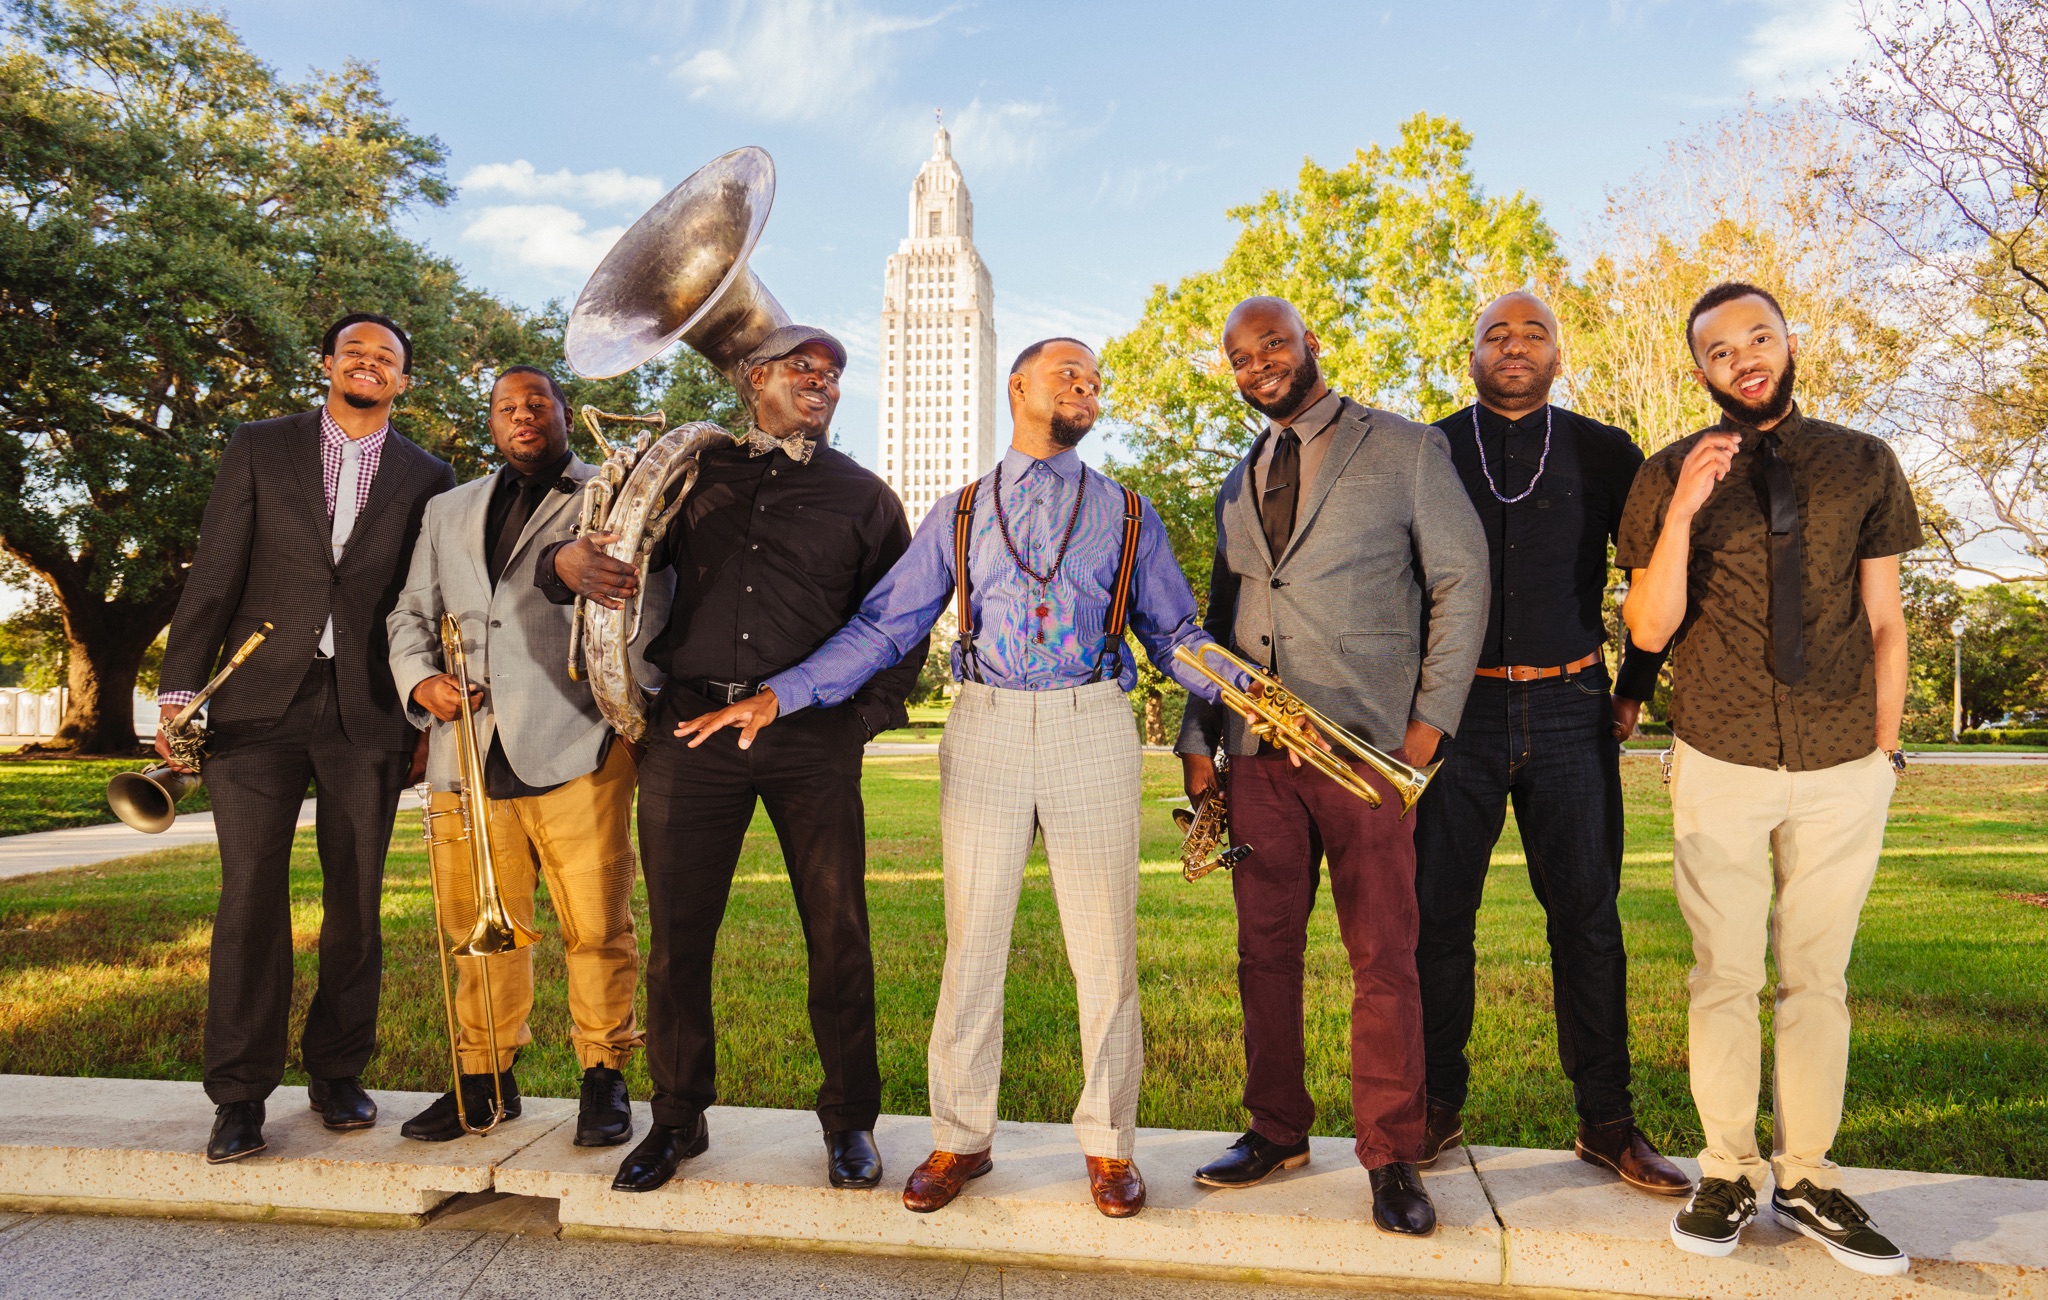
[107,622,273,833]
[1173,752,1253,881]
[1172,643,1441,818]
[416,612,540,1135]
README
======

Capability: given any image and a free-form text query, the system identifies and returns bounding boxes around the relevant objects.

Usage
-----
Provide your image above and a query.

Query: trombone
[415,613,541,1135]
[1172,642,1441,818]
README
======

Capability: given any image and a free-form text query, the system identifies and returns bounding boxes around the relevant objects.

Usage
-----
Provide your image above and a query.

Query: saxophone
[1173,752,1253,881]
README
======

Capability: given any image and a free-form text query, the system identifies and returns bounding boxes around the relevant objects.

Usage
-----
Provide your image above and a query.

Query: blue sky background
[217,0,1868,469]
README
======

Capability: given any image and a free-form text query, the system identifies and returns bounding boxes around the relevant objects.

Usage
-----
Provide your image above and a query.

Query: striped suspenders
[950,474,1144,686]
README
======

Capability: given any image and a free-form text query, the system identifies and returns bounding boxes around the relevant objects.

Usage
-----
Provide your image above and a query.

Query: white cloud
[461,204,628,275]
[1738,0,1867,90]
[671,0,953,122]
[460,160,666,209]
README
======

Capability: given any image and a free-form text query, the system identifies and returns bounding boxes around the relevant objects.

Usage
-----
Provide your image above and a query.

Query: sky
[193,0,1875,473]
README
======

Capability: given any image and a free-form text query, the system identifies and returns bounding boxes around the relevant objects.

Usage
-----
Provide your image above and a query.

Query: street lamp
[1951,616,1967,742]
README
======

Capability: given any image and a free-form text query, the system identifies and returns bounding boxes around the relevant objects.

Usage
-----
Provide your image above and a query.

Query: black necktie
[488,477,552,587]
[1757,433,1807,685]
[1260,425,1301,562]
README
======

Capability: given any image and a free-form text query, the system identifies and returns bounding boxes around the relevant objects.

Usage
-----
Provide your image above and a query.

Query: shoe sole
[1417,1131,1464,1169]
[1668,1219,1741,1258]
[1575,1140,1691,1196]
[308,1100,377,1132]
[1192,1152,1311,1188]
[204,1140,267,1165]
[1773,1206,1910,1276]
[574,1124,635,1148]
[903,1159,993,1213]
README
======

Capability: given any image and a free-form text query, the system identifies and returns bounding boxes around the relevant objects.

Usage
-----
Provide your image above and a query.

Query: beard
[1240,353,1322,419]
[341,390,380,410]
[1474,358,1558,411]
[1704,353,1797,427]
[1049,410,1093,449]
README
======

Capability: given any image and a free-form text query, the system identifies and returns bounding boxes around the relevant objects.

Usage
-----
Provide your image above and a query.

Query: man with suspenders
[678,337,1243,1220]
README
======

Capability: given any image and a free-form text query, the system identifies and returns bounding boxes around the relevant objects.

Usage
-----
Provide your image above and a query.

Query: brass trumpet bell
[564,145,791,386]
[107,765,203,834]
[1173,643,1441,819]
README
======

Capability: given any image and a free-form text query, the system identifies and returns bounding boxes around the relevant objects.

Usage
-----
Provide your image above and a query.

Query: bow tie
[745,427,817,465]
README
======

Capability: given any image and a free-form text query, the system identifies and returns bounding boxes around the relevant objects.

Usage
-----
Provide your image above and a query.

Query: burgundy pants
[1227,750,1427,1169]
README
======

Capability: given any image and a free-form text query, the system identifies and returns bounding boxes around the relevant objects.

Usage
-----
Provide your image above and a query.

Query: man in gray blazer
[388,365,668,1146]
[1177,297,1488,1236]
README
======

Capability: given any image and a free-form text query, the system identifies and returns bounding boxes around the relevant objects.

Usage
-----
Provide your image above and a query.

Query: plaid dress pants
[930,679,1144,1159]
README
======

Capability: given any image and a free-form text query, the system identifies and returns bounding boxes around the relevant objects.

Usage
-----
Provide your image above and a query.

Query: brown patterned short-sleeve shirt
[1615,405,1922,772]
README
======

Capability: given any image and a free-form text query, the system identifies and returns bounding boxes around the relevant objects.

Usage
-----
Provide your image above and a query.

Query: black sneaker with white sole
[1669,1176,1758,1257]
[1772,1180,1909,1276]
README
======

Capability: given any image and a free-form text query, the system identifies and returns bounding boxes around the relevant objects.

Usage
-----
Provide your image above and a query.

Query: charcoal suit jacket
[160,408,456,750]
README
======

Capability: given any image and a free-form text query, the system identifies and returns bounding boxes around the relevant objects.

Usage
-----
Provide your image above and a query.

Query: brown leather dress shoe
[902,1148,992,1213]
[1575,1117,1690,1196]
[1420,1100,1464,1167]
[1086,1155,1146,1218]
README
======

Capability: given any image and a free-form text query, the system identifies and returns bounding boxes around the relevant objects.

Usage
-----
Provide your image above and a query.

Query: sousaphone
[562,145,792,741]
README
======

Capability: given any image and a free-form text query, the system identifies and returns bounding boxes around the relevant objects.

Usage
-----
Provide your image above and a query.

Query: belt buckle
[1507,665,1537,682]
[723,681,755,704]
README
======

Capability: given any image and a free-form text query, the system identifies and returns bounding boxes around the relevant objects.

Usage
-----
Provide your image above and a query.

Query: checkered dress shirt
[158,408,389,711]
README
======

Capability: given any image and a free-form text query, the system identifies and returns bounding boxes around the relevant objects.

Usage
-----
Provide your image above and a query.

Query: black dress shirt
[540,439,927,738]
[481,450,576,799]
[1435,403,1664,701]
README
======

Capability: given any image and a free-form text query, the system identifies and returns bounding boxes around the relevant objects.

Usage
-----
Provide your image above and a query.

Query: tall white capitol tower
[877,119,997,526]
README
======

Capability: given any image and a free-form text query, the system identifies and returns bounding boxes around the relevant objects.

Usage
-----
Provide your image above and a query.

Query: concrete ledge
[3,1075,2044,1298]
[496,1104,1503,1290]
[0,1074,573,1222]
[1475,1144,2048,1300]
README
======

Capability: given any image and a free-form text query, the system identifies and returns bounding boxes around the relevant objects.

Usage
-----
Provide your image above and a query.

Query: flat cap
[742,324,847,372]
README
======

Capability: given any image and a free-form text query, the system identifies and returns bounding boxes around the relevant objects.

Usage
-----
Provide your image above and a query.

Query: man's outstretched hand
[673,688,782,749]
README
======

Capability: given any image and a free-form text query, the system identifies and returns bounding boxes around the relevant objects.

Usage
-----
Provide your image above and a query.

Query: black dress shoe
[1368,1161,1438,1237]
[612,1114,709,1193]
[307,1076,377,1131]
[1420,1100,1464,1167]
[400,1071,521,1142]
[206,1100,266,1164]
[575,1066,633,1147]
[1193,1131,1311,1188]
[825,1129,882,1189]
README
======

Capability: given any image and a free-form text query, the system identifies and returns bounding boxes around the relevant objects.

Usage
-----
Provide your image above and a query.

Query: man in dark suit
[157,313,456,1162]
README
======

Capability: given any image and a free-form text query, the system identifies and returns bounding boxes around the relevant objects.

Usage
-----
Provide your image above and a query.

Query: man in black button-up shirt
[541,326,927,1195]
[1412,292,1688,1197]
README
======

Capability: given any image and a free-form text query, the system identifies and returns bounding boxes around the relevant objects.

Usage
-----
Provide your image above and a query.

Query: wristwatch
[1885,748,1907,775]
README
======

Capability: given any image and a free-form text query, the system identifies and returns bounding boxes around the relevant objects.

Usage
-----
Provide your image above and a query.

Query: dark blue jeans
[1412,663,1633,1124]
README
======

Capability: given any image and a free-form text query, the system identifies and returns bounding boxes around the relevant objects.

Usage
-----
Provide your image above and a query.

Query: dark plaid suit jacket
[161,409,455,750]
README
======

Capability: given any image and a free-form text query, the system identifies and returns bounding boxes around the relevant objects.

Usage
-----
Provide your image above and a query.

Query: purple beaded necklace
[993,461,1088,644]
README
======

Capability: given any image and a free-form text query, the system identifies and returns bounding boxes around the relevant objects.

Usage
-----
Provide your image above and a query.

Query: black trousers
[1411,663,1634,1125]
[636,687,880,1133]
[202,659,410,1104]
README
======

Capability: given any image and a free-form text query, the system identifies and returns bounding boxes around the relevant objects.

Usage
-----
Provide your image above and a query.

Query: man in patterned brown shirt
[1618,282,1919,1277]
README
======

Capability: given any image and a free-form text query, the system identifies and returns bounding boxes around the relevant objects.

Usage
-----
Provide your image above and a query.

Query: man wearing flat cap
[542,326,928,1194]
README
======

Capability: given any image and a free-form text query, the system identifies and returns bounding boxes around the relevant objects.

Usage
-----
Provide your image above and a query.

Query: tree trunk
[1143,688,1165,746]
[53,613,162,753]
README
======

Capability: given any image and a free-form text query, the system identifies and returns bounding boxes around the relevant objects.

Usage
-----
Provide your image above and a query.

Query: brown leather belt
[1474,650,1602,682]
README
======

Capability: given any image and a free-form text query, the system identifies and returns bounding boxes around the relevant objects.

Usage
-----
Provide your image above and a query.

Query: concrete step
[0,1074,573,1226]
[1,1075,2042,1297]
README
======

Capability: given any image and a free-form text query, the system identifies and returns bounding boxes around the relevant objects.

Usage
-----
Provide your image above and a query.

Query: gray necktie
[317,439,363,658]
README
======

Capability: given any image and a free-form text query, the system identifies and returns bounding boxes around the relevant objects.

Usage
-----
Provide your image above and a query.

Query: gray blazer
[1176,397,1490,757]
[387,454,673,790]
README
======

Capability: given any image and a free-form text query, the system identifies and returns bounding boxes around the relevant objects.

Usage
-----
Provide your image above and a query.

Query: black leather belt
[688,677,760,704]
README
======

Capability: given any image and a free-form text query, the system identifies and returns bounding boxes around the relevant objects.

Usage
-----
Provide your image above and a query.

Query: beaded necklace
[1473,404,1552,504]
[992,461,1088,644]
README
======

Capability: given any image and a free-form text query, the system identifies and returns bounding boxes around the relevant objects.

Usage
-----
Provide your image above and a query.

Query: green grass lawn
[0,758,2042,1178]
[0,757,209,836]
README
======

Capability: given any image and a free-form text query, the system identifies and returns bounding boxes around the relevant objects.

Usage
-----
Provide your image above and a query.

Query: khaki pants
[1669,739,1896,1191]
[425,741,642,1073]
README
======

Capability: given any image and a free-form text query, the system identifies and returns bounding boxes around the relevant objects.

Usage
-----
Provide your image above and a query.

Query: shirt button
[771,469,778,476]
[750,543,759,550]
[742,632,750,640]
[745,585,753,593]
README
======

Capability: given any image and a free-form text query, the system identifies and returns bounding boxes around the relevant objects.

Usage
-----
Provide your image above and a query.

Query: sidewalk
[0,791,420,882]
[1,1075,2041,1299]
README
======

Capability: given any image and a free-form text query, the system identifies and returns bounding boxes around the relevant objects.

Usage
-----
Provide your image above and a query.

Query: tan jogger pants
[425,741,642,1073]
[1668,739,1896,1191]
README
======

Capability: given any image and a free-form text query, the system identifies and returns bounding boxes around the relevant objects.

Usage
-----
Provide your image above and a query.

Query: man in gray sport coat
[1177,297,1488,1237]
[388,365,670,1147]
